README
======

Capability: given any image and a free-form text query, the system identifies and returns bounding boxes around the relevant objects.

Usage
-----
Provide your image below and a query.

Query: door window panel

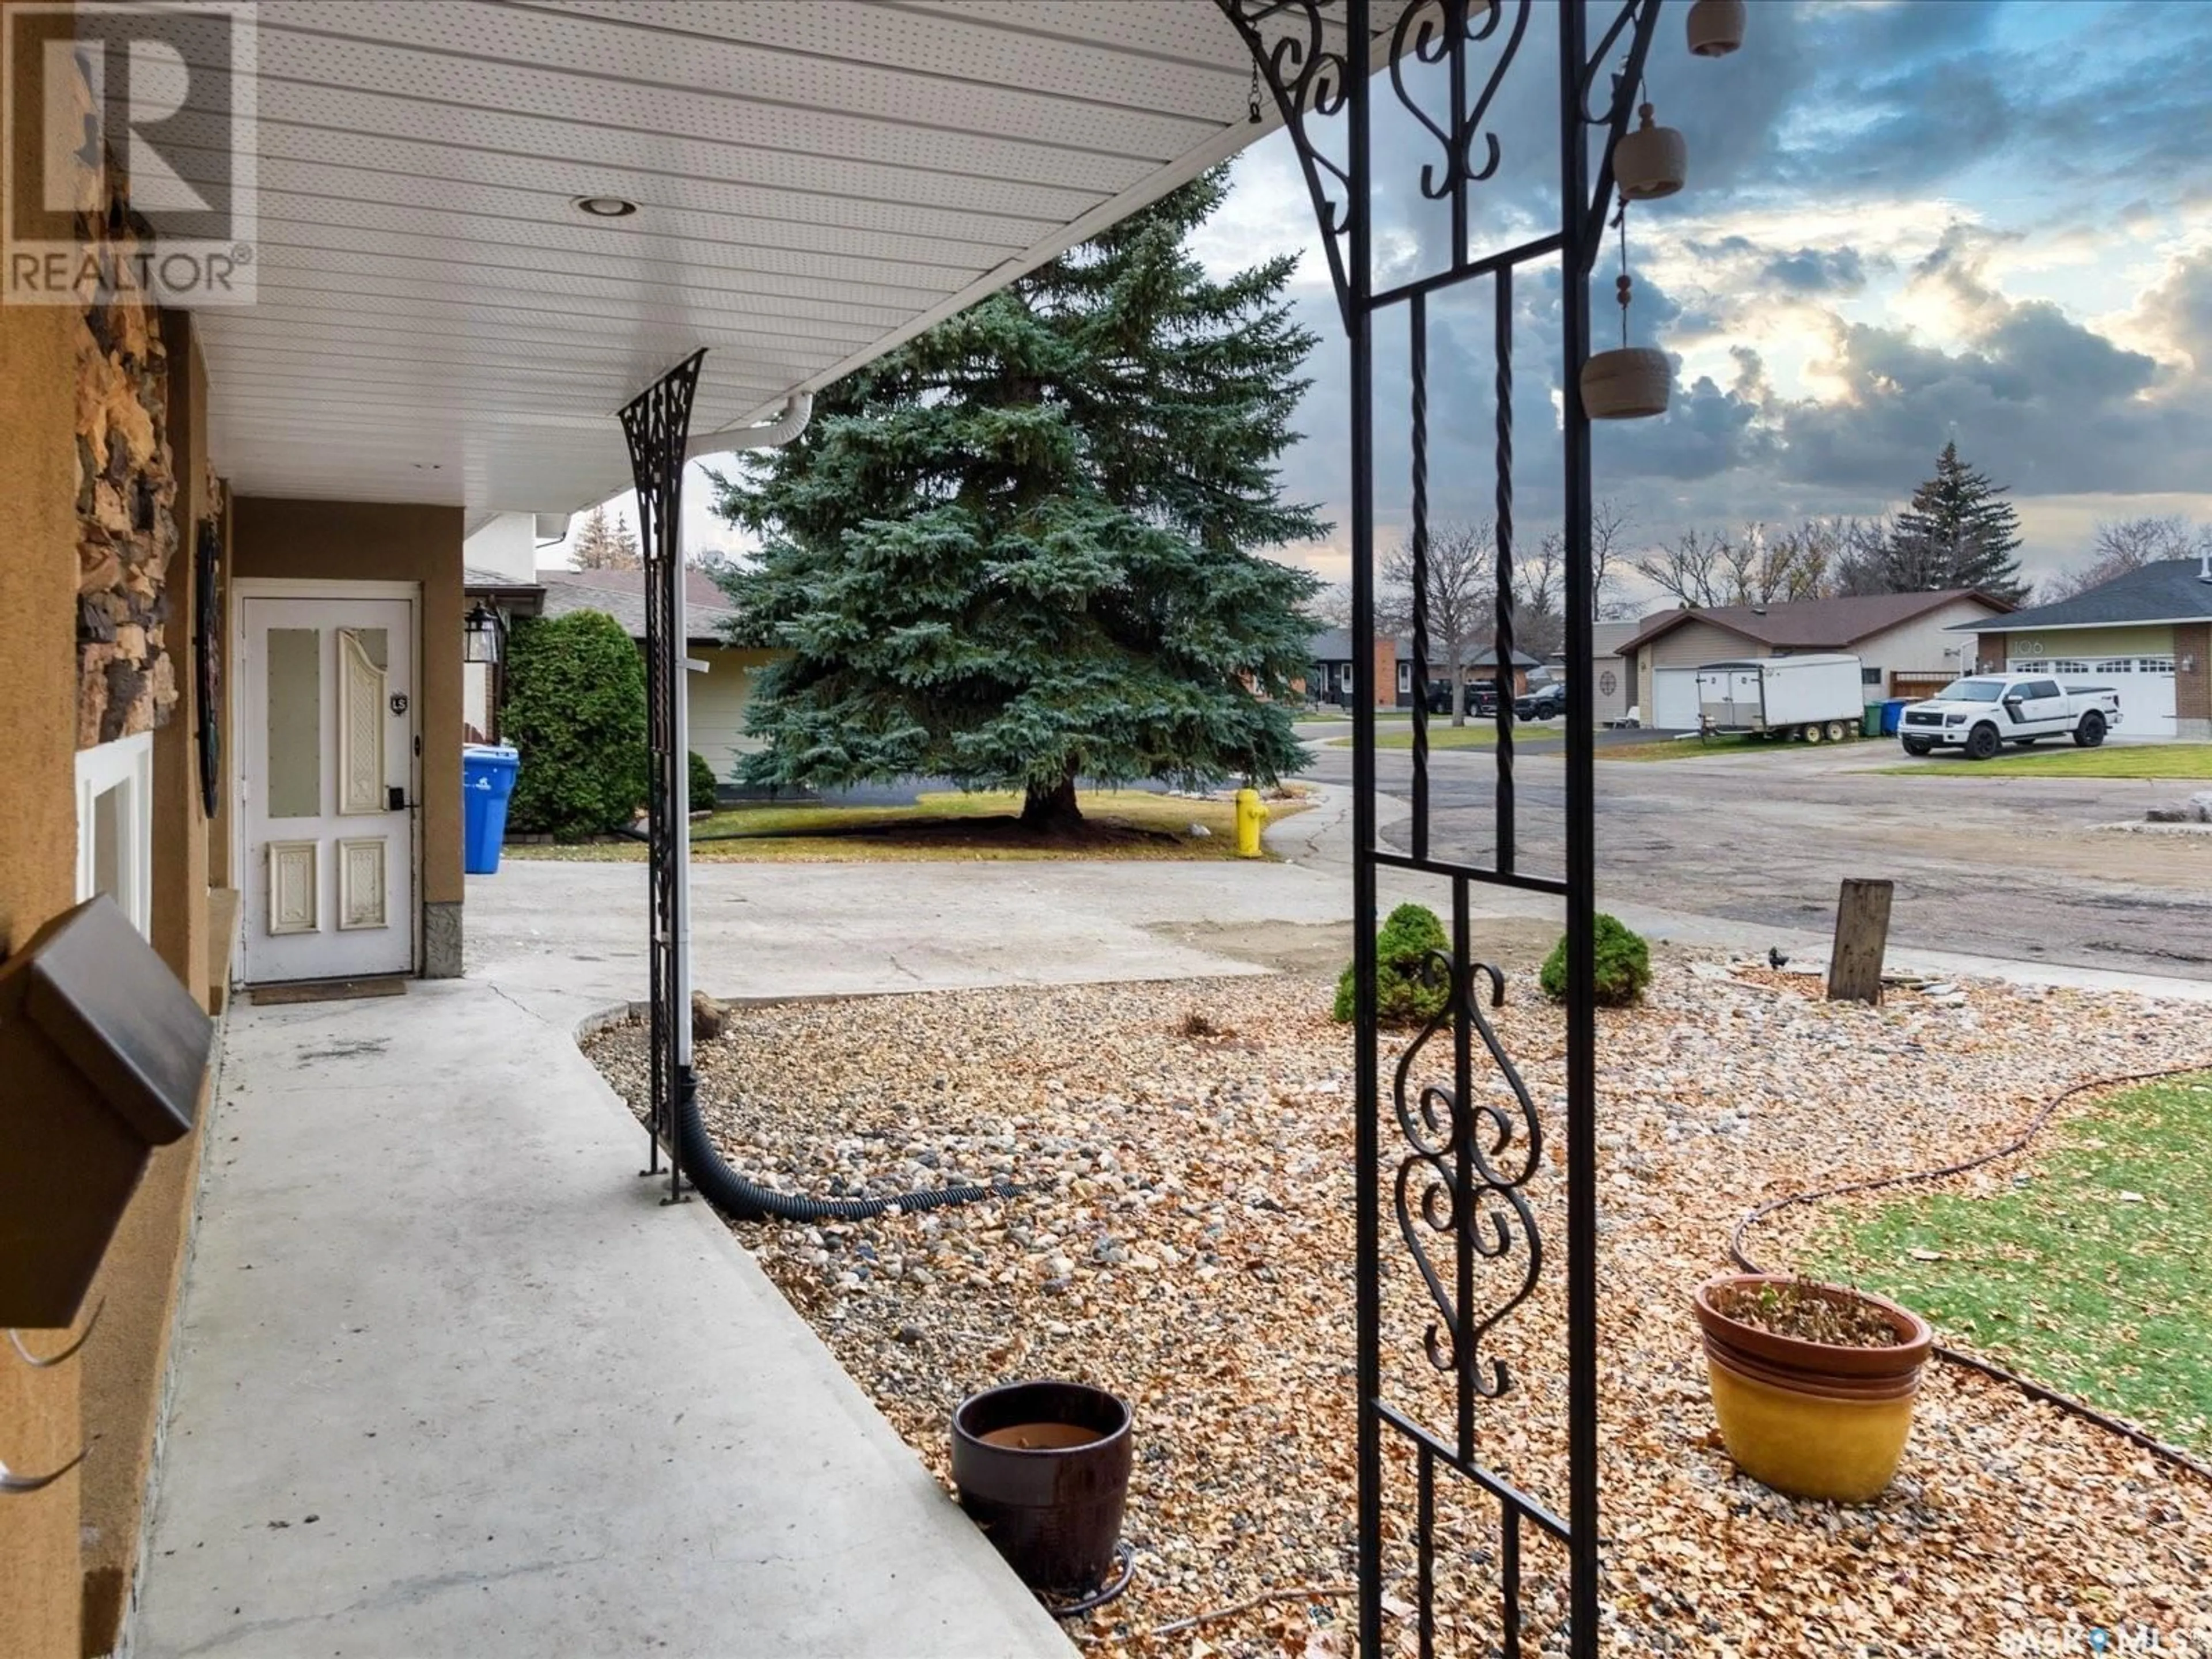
[265,627,321,819]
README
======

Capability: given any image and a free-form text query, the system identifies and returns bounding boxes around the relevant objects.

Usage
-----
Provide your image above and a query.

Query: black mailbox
[1,896,210,1328]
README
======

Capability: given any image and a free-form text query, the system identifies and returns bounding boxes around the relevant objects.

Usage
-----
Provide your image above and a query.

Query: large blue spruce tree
[712,167,1325,829]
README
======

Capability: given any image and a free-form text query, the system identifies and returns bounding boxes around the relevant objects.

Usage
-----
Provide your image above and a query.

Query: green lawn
[502,788,1306,863]
[1877,743,2212,779]
[1813,1073,2212,1454]
[1594,733,1814,762]
[1368,723,1563,751]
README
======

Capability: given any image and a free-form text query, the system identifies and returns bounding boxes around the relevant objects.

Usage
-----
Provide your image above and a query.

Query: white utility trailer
[1695,654,1867,743]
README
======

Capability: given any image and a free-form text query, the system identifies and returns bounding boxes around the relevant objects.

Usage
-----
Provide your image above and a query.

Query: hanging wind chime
[1580,8,1744,419]
[1580,202,1670,420]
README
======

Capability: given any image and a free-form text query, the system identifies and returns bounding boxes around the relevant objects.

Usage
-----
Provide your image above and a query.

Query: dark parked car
[1514,682,1568,721]
[1426,678,1504,717]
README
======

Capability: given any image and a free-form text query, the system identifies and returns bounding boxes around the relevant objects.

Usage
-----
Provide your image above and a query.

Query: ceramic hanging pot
[1580,347,1671,420]
[1687,0,1746,58]
[1613,104,1685,200]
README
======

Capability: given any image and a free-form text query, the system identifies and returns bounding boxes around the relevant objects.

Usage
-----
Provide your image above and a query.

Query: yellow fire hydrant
[1234,787,1267,858]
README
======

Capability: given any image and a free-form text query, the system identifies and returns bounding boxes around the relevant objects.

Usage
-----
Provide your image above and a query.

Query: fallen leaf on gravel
[584,959,2212,1658]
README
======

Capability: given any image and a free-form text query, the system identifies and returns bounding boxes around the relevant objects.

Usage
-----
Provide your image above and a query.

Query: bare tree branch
[1381,521,1493,725]
[2041,515,2209,601]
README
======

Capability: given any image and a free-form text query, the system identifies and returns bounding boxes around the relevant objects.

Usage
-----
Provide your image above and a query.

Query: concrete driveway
[1296,730,2212,981]
[467,755,2212,1010]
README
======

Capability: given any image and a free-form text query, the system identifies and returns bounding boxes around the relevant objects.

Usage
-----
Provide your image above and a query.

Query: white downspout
[669,390,813,1084]
[684,391,813,461]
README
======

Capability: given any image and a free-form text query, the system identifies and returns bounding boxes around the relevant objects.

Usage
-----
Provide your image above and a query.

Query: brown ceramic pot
[951,1380,1132,1596]
[1693,1274,1934,1502]
[1694,1274,1931,1379]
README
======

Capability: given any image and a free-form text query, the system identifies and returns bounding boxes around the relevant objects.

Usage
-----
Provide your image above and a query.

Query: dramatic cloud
[1224,0,2212,593]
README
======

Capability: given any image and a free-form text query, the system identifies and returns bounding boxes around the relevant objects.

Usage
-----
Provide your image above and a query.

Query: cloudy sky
[1190,0,2212,604]
[557,1,2212,605]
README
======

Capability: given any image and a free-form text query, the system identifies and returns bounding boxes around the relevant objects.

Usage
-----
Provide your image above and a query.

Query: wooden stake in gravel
[1827,877,1893,1005]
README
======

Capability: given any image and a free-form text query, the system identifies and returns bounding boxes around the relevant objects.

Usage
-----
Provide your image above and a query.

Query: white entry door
[239,593,418,982]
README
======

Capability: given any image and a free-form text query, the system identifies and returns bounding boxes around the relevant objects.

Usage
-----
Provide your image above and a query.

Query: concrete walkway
[131,981,1071,1658]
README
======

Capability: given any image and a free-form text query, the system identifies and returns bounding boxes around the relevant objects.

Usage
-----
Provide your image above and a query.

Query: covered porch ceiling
[161,0,1393,519]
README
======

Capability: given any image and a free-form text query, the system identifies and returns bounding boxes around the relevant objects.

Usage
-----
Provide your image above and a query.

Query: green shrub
[688,749,719,807]
[1333,902,1452,1027]
[1539,912,1650,1007]
[503,611,649,842]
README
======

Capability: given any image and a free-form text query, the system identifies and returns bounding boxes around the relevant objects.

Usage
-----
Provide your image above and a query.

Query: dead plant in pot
[1692,1272,1933,1503]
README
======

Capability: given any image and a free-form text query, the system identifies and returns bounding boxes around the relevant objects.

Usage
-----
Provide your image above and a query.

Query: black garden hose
[1730,1060,2212,1484]
[673,1073,1016,1223]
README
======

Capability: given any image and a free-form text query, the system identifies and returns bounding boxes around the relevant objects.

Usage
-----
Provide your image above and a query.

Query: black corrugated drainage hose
[673,1073,1016,1223]
[1730,1061,2212,1484]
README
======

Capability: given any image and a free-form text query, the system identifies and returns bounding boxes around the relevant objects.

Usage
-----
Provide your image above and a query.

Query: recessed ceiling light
[575,195,637,218]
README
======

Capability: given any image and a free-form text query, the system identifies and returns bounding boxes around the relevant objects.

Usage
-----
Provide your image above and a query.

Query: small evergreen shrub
[688,750,719,808]
[1539,913,1650,1007]
[503,611,649,842]
[1333,903,1452,1027]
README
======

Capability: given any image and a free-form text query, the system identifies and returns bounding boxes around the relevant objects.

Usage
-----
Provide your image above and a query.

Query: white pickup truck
[1897,674,2123,759]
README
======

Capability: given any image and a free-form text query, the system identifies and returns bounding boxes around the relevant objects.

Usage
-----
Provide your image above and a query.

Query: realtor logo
[3,1,256,305]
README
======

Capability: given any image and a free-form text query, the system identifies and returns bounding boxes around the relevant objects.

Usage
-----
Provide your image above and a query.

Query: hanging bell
[1581,347,1672,420]
[1686,0,1746,58]
[1613,104,1685,201]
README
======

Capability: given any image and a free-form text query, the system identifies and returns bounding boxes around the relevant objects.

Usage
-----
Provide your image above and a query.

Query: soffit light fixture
[574,196,638,218]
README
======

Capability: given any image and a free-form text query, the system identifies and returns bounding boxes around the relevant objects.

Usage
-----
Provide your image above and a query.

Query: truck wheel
[1801,723,1824,744]
[1901,738,1933,757]
[1965,722,2001,760]
[1824,721,1848,743]
[2074,711,2107,748]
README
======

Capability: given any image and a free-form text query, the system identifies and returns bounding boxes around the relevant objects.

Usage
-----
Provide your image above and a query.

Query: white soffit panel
[175,0,1388,517]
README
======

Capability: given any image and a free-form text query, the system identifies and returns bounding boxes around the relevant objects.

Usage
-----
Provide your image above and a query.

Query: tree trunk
[1021,768,1083,831]
[1448,638,1467,726]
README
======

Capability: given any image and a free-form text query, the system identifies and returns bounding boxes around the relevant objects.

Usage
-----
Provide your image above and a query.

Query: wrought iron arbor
[1214,2,1666,1653]
[619,347,706,1208]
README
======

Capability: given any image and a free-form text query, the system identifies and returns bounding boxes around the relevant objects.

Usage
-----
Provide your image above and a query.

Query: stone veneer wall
[74,214,180,748]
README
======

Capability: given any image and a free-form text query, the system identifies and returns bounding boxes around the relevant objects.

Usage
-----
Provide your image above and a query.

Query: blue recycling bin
[463,744,520,874]
[1880,698,1911,736]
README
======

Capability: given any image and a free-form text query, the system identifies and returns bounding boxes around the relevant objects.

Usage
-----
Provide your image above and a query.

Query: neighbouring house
[1616,589,2014,729]
[1309,629,1543,709]
[533,567,777,793]
[1949,556,2212,739]
[1551,621,1640,725]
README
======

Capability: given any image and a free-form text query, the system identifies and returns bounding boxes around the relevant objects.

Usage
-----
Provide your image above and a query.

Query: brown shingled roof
[1615,589,2013,658]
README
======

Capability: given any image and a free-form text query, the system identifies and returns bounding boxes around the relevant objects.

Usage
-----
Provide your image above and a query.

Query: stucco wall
[71,314,218,1659]
[0,244,93,1659]
[230,499,467,965]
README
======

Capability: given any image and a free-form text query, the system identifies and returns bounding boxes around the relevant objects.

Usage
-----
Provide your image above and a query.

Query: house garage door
[2014,656,2176,738]
[1651,667,1700,730]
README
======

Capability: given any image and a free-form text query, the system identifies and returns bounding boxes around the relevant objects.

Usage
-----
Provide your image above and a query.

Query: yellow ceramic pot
[1705,1350,1918,1503]
[1694,1274,1933,1504]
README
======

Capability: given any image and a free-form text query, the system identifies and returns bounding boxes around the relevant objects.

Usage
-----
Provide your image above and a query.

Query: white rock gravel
[584,961,2212,1658]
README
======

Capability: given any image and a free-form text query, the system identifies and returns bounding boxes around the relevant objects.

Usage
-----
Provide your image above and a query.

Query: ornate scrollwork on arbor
[1392,953,1543,1403]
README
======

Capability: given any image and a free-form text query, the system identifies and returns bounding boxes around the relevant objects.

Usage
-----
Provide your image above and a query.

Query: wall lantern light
[464,601,504,665]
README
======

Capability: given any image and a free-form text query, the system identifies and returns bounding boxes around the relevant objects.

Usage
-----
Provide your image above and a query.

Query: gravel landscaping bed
[585,961,2212,1657]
